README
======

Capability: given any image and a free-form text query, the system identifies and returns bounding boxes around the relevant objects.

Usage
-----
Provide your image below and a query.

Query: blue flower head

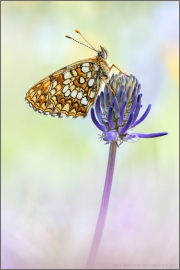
[91,73,168,145]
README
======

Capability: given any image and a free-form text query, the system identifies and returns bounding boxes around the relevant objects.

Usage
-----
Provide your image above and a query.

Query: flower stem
[85,141,117,269]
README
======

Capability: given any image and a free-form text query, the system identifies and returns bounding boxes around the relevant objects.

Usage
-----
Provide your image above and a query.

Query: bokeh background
[2,1,179,269]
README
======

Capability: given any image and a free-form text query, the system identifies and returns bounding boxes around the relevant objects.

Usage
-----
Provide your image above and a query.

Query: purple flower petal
[126,86,133,101]
[119,112,134,134]
[119,101,127,125]
[124,131,168,141]
[129,92,138,114]
[91,108,107,132]
[137,84,141,95]
[95,96,103,124]
[114,97,120,118]
[131,104,151,128]
[109,98,114,109]
[116,89,123,101]
[132,132,168,138]
[108,106,115,129]
[131,94,142,125]
[120,87,127,104]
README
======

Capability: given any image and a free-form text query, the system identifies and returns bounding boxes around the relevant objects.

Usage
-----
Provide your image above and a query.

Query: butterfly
[25,30,127,118]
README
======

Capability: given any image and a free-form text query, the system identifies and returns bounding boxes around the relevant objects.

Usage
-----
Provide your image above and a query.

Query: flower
[91,73,168,145]
[87,72,168,268]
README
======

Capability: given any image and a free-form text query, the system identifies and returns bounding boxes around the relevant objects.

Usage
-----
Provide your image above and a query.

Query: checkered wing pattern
[25,59,102,118]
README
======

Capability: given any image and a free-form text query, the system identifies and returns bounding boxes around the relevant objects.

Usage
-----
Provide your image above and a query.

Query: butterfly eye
[99,46,108,59]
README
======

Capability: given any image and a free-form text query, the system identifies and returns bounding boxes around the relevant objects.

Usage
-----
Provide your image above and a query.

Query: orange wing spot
[78,106,86,113]
[73,79,82,88]
[56,96,65,106]
[66,99,73,106]
[81,83,88,91]
[72,102,79,111]
[76,67,85,76]
[56,75,64,85]
[73,79,87,90]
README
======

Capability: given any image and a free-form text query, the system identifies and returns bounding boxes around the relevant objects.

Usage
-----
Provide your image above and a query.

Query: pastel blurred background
[2,1,179,269]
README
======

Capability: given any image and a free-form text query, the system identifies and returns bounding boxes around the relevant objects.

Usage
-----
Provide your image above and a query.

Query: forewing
[25,59,101,118]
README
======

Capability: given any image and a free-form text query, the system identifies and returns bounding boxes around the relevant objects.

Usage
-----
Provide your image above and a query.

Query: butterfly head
[98,46,108,59]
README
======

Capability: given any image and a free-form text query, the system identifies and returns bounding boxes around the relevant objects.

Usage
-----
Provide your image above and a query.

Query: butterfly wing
[25,58,102,118]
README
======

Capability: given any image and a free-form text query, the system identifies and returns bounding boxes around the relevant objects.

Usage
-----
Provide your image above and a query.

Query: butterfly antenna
[65,35,98,53]
[75,29,96,51]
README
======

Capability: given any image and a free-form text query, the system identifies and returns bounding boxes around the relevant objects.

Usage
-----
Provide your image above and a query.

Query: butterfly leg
[110,64,129,77]
[102,78,115,95]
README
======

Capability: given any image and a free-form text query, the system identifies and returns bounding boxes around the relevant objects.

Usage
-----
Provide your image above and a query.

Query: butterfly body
[25,46,111,118]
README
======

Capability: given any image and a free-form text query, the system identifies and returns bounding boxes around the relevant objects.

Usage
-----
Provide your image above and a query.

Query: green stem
[86,141,117,269]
